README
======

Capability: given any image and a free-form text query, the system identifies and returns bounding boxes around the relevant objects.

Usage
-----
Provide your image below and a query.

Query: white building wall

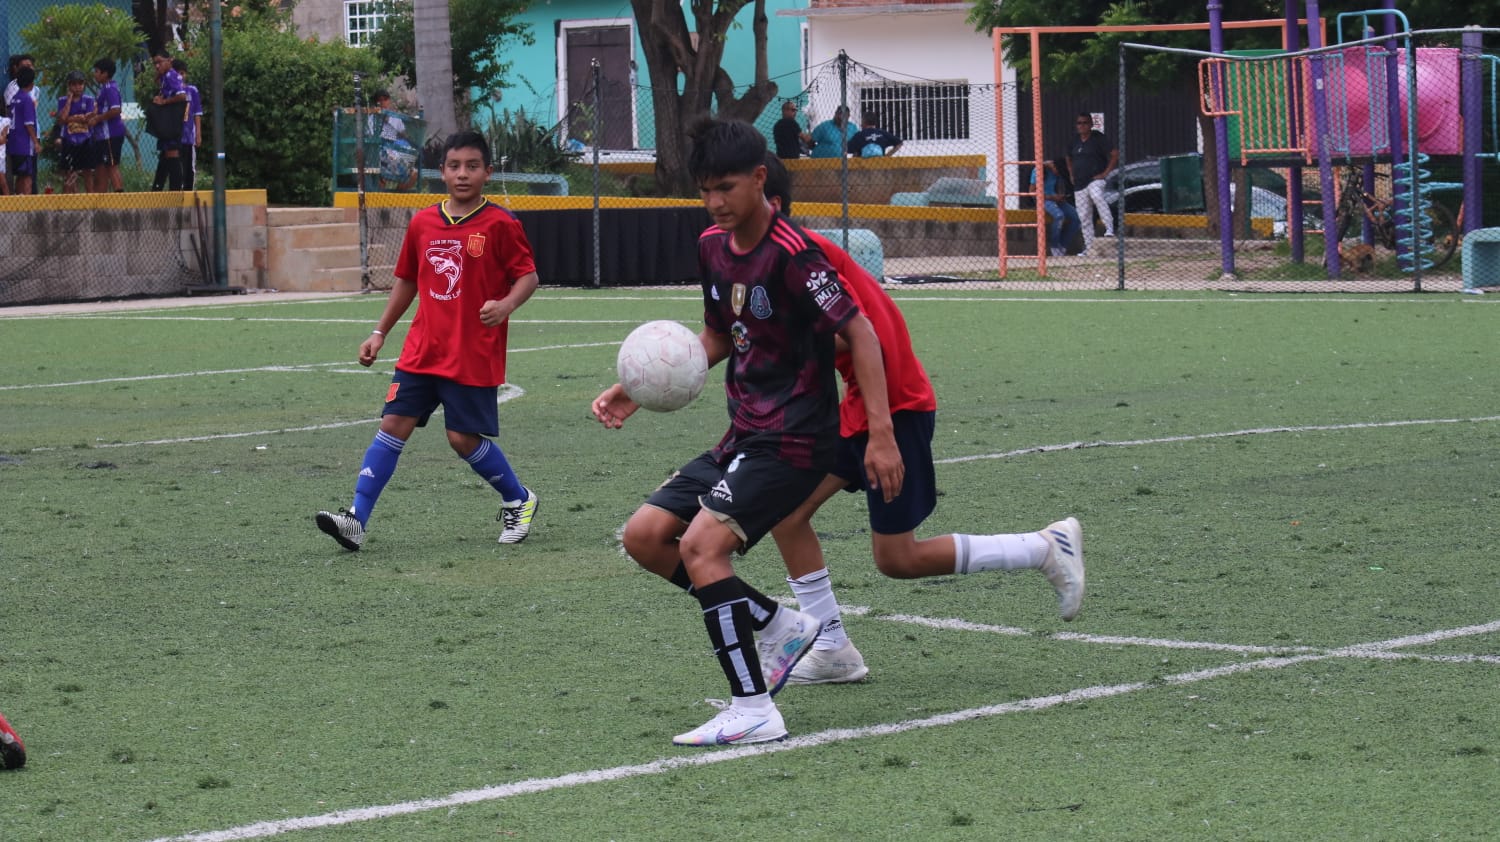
[801,11,1016,201]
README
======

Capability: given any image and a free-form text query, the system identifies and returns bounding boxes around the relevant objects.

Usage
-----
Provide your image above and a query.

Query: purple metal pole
[1285,0,1305,263]
[1305,0,1341,276]
[1209,0,1234,275]
[1381,1,1411,276]
[1461,28,1483,236]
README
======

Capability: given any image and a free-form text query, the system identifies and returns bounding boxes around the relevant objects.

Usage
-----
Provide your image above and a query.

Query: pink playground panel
[1313,46,1461,157]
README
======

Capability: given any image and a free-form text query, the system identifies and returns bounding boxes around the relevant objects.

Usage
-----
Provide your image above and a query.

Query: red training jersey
[804,230,937,437]
[392,200,537,387]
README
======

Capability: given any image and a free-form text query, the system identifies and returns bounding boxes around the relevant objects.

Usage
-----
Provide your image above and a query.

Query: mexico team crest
[466,233,487,258]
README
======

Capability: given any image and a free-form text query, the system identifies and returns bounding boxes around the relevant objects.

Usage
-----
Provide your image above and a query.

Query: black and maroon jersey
[698,214,859,470]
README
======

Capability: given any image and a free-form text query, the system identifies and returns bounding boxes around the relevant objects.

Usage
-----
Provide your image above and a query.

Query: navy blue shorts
[382,369,499,436]
[59,141,95,172]
[95,137,123,166]
[647,449,828,552]
[832,410,938,535]
[6,155,35,178]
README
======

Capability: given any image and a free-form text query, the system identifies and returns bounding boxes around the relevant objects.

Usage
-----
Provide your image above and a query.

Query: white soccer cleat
[496,488,538,544]
[757,607,820,695]
[1040,517,1085,621]
[788,640,869,685]
[672,703,787,747]
[315,508,365,551]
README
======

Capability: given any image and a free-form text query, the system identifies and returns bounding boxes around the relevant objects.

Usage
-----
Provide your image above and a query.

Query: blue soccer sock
[351,430,405,527]
[464,438,526,502]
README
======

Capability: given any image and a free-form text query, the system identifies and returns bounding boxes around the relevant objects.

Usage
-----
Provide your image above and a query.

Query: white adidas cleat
[1040,517,1085,621]
[315,508,365,551]
[788,640,869,685]
[497,488,538,544]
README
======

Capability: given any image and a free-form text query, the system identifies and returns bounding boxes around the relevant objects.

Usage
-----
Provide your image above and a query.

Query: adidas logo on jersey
[359,467,375,478]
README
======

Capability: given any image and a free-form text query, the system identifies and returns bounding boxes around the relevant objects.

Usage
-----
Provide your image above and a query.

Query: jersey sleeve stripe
[768,221,808,255]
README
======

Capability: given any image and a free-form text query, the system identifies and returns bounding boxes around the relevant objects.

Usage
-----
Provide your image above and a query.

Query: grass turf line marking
[138,619,1499,842]
[2,342,617,392]
[89,386,526,449]
[936,415,1500,465]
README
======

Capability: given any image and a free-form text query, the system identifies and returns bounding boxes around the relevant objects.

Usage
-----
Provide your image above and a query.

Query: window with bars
[344,0,387,47]
[857,83,971,141]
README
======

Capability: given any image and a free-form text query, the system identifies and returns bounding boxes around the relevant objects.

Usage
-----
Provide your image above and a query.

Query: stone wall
[0,191,268,306]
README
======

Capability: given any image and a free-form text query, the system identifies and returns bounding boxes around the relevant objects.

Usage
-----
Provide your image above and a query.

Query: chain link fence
[2,0,221,304]
[352,36,1500,293]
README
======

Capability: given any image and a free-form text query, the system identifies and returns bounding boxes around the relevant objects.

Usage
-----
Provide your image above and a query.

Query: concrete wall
[0,191,268,306]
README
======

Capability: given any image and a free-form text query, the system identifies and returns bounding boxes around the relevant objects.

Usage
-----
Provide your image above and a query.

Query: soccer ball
[616,320,709,412]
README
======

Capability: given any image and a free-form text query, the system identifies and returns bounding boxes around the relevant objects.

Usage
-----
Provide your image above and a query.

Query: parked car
[1096,153,1300,236]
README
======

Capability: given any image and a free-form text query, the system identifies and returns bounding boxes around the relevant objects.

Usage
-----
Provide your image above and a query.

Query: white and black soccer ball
[616,320,709,412]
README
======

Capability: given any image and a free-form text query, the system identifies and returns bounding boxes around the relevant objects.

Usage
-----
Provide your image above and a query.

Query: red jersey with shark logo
[393,200,536,387]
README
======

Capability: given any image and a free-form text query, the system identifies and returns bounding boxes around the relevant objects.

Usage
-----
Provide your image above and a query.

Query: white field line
[1,341,618,392]
[140,618,1500,842]
[66,316,641,325]
[935,415,1500,464]
[89,386,526,449]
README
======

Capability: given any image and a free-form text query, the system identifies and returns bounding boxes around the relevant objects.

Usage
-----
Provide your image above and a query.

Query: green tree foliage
[20,3,143,100]
[367,0,533,119]
[172,25,382,205]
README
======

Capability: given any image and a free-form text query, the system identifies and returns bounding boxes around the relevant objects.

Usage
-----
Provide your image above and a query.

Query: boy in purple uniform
[591,118,902,747]
[91,58,126,192]
[174,59,201,190]
[5,67,39,196]
[150,51,187,191]
[54,71,96,193]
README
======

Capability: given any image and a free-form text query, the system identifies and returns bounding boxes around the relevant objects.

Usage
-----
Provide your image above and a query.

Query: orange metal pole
[1032,29,1046,276]
[994,27,1008,278]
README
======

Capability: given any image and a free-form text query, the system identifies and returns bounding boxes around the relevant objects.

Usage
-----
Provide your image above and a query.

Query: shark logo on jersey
[425,240,465,300]
[748,286,772,319]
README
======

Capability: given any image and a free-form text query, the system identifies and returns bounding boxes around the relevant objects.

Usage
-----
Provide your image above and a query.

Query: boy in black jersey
[592,118,902,746]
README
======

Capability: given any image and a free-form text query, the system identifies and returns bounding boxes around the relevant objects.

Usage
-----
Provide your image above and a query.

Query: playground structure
[994,3,1500,288]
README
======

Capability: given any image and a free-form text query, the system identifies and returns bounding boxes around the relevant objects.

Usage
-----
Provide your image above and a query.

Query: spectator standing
[150,51,187,191]
[0,102,10,195]
[808,105,856,159]
[846,112,902,158]
[771,99,809,159]
[54,71,96,194]
[5,67,40,196]
[90,58,126,192]
[174,59,202,190]
[1066,112,1118,251]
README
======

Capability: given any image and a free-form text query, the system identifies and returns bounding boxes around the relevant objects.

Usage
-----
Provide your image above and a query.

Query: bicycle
[1332,164,1459,270]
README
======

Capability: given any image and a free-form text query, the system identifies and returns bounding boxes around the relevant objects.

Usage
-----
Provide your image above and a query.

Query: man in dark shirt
[771,99,808,159]
[847,112,902,158]
[1067,112,1118,250]
[591,118,901,748]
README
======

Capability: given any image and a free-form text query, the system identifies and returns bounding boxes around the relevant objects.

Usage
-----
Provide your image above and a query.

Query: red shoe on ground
[0,710,26,769]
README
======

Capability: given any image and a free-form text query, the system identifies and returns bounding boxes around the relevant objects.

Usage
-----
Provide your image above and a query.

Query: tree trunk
[631,0,779,197]
[414,0,461,155]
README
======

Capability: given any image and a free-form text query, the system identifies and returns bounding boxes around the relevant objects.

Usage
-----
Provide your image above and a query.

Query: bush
[188,29,382,205]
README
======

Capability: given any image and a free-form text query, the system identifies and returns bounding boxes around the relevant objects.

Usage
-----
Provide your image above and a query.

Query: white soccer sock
[953,532,1050,574]
[787,569,849,651]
